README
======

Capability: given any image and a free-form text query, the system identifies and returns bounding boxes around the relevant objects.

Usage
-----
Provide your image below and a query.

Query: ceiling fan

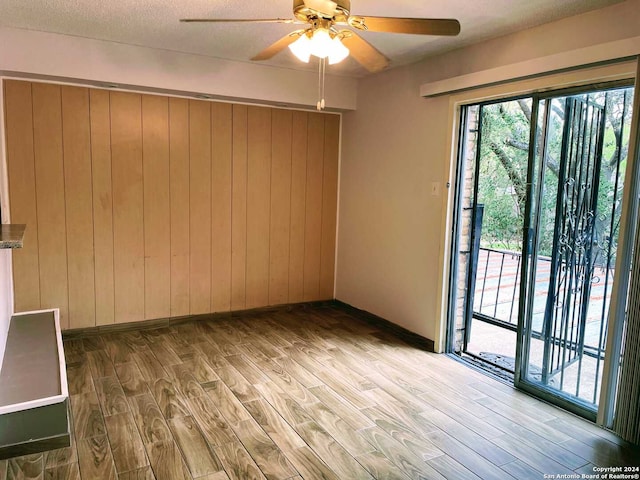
[181,0,460,108]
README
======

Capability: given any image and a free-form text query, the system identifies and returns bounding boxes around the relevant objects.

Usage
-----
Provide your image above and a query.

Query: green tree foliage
[475,88,633,261]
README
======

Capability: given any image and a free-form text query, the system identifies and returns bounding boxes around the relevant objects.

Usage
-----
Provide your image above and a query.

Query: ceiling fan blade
[349,16,460,36]
[303,0,338,17]
[251,30,307,61]
[339,31,389,73]
[180,18,296,24]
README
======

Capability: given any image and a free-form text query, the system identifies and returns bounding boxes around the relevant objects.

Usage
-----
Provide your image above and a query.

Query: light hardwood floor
[1,303,638,479]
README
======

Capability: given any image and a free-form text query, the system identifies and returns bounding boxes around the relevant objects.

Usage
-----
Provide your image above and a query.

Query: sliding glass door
[449,82,636,420]
[516,87,634,419]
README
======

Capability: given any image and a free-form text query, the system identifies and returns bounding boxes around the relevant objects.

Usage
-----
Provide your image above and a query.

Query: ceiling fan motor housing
[293,0,351,22]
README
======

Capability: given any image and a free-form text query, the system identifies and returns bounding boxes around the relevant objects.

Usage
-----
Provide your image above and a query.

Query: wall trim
[334,300,436,352]
[62,300,336,338]
[420,36,640,98]
[63,298,437,353]
[0,26,357,111]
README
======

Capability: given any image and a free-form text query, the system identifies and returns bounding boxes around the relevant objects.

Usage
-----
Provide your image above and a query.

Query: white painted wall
[0,80,14,374]
[0,27,357,111]
[0,251,13,374]
[336,0,640,349]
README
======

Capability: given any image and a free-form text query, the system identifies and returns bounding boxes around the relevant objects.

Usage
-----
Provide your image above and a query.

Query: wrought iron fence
[471,247,612,361]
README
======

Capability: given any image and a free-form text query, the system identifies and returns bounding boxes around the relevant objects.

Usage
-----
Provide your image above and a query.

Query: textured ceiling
[0,0,624,77]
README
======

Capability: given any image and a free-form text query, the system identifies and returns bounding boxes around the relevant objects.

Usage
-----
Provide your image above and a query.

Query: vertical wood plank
[5,82,340,328]
[246,106,272,309]
[4,80,40,312]
[111,91,144,324]
[189,100,212,314]
[231,104,248,311]
[319,114,340,300]
[169,97,190,317]
[288,111,308,303]
[62,85,96,328]
[303,112,325,302]
[211,102,233,312]
[142,94,171,320]
[269,109,292,305]
[90,89,115,326]
[32,82,69,326]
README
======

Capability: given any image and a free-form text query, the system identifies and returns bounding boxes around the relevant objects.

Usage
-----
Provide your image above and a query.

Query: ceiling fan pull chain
[317,57,327,111]
[321,57,326,110]
[317,56,323,110]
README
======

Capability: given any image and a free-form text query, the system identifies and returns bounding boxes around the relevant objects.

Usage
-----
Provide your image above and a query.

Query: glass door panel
[518,88,634,416]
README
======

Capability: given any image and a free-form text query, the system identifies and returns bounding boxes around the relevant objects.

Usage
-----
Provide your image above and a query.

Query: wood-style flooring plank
[272,356,322,389]
[500,460,545,480]
[133,350,168,383]
[252,382,314,427]
[196,472,231,480]
[87,350,116,378]
[424,430,518,480]
[358,426,438,480]
[116,466,155,480]
[168,415,222,478]
[44,462,80,480]
[149,342,182,367]
[243,399,306,452]
[416,408,515,466]
[213,441,266,480]
[167,364,206,399]
[7,303,633,480]
[487,433,574,476]
[43,437,76,469]
[281,446,339,480]
[6,454,43,480]
[482,417,588,470]
[145,441,191,480]
[215,365,259,403]
[151,378,190,420]
[184,395,237,447]
[128,392,172,445]
[354,450,415,480]
[115,362,149,397]
[95,376,129,416]
[301,401,375,457]
[232,418,298,480]
[427,454,483,480]
[67,362,93,396]
[194,342,230,369]
[182,355,219,384]
[104,412,148,474]
[561,438,637,467]
[77,435,117,480]
[294,421,373,480]
[307,385,374,430]
[71,392,106,439]
[205,380,253,430]
[104,336,135,365]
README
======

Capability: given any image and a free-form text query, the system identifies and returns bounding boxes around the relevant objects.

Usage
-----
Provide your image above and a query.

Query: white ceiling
[0,0,624,77]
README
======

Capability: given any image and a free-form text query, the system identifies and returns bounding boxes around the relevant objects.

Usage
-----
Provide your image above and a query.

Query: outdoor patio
[465,247,613,406]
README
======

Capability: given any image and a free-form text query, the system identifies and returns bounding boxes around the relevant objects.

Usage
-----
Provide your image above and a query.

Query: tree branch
[488,141,527,209]
[517,99,532,123]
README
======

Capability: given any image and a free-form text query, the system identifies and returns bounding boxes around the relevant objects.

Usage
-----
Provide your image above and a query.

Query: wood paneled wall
[3,80,340,329]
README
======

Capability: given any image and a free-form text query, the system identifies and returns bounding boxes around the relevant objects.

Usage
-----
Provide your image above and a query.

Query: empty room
[1,0,640,478]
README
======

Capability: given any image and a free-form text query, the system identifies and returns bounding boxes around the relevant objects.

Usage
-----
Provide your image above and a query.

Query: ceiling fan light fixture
[328,35,349,64]
[289,28,349,65]
[308,28,333,59]
[288,33,312,62]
